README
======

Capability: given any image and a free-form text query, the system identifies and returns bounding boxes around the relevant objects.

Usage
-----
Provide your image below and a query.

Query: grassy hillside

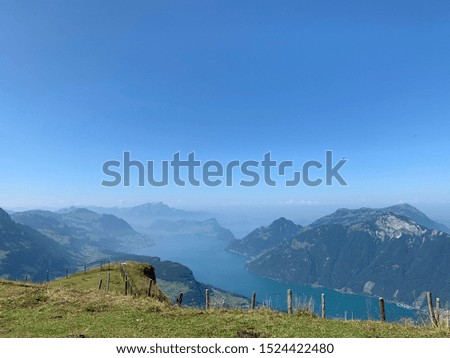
[108,254,250,308]
[0,262,448,338]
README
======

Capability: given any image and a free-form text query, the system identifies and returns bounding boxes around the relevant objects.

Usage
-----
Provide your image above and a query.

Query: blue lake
[135,236,420,322]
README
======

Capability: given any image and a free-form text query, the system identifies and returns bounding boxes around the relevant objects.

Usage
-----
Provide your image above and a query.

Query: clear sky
[1,1,450,220]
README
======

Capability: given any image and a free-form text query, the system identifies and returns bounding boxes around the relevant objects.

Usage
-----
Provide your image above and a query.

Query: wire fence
[16,259,112,283]
[7,261,450,327]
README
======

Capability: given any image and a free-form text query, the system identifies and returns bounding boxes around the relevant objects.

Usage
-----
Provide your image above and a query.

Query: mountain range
[84,202,213,229]
[64,202,236,243]
[147,217,236,242]
[0,208,78,281]
[1,206,244,307]
[12,208,153,258]
[231,204,450,308]
[3,201,450,309]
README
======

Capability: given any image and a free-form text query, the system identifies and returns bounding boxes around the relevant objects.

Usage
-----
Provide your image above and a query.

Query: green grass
[0,262,448,338]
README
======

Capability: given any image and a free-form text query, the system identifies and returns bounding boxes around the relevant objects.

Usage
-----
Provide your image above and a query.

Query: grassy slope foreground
[0,262,448,338]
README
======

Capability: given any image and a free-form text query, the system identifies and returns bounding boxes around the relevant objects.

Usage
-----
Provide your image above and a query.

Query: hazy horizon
[4,200,450,229]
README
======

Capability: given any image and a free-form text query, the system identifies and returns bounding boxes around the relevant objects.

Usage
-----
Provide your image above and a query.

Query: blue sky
[1,1,450,220]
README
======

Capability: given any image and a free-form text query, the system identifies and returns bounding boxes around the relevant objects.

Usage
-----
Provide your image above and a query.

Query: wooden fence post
[98,278,103,290]
[287,289,293,314]
[447,303,449,329]
[321,293,326,319]
[251,292,256,311]
[205,289,210,310]
[446,302,449,329]
[106,272,110,292]
[100,261,103,270]
[124,275,128,296]
[177,292,183,307]
[147,278,153,297]
[25,275,28,283]
[427,292,438,327]
[65,268,69,279]
[84,265,87,274]
[379,297,386,322]
[436,298,440,323]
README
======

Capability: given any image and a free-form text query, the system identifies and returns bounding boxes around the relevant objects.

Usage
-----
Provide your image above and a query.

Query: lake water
[134,236,419,322]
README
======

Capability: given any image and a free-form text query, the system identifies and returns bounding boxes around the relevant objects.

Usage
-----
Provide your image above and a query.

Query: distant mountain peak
[267,217,301,234]
[311,203,449,233]
[60,208,100,220]
[84,202,214,230]
[269,216,290,226]
[70,208,95,214]
[228,217,302,258]
[382,204,449,233]
[128,202,188,216]
[139,202,169,209]
[311,207,379,227]
[387,203,417,210]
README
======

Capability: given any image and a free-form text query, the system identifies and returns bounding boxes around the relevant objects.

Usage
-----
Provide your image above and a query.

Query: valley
[1,202,449,324]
